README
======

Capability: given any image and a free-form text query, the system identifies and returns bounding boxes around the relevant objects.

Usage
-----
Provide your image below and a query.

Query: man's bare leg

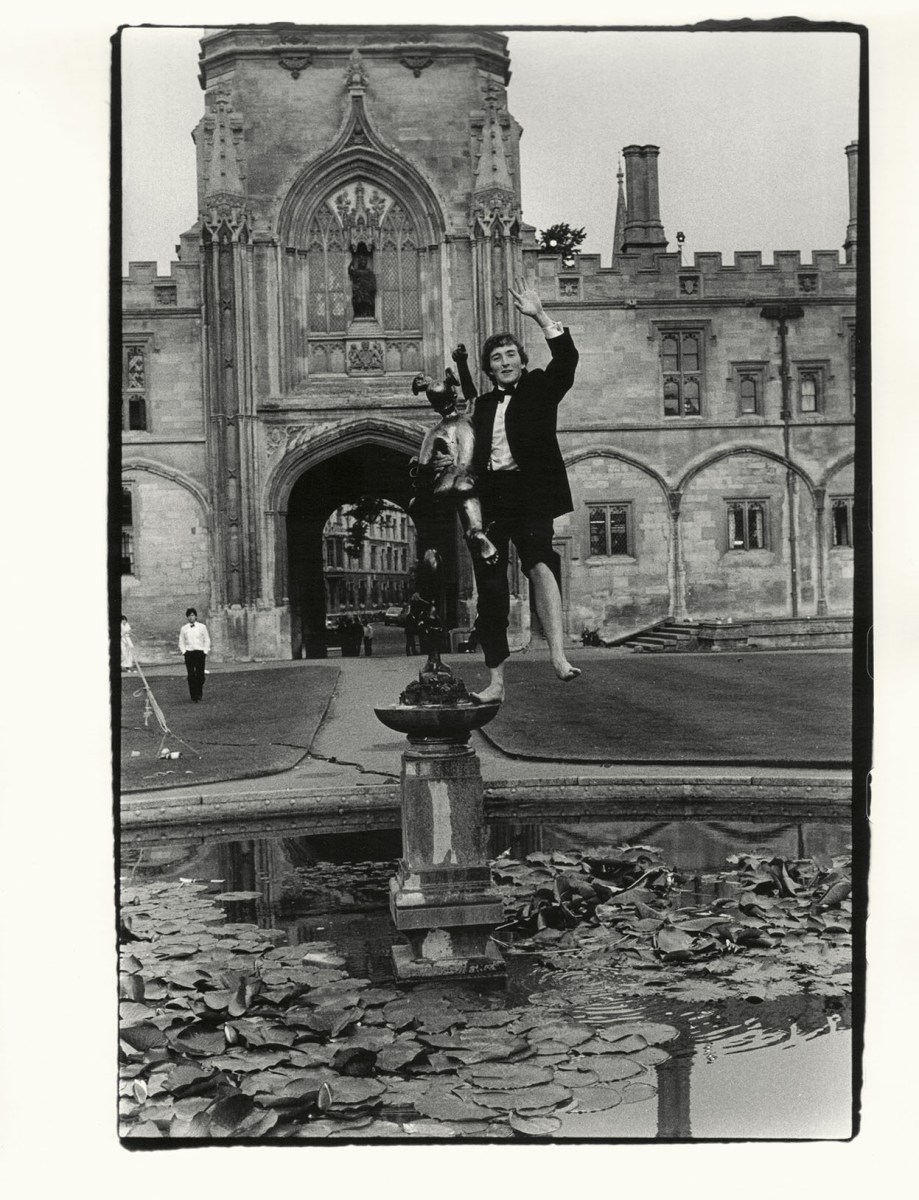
[529,562,582,682]
[471,661,505,705]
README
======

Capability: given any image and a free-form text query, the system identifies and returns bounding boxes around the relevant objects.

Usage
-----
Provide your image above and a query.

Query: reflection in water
[121,815,852,1139]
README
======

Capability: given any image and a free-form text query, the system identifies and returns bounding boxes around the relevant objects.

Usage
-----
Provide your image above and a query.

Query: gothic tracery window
[379,204,420,331]
[307,209,347,333]
[303,184,422,367]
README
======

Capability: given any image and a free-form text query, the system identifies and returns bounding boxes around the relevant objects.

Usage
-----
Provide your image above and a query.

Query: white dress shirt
[179,622,211,653]
[489,392,519,472]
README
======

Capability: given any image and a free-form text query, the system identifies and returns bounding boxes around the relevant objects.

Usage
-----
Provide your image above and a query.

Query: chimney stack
[844,140,858,265]
[621,145,668,262]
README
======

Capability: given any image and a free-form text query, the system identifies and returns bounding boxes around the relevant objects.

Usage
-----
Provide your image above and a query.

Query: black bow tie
[498,386,515,398]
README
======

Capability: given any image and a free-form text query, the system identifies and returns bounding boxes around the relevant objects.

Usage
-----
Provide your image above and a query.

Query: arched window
[305,184,422,340]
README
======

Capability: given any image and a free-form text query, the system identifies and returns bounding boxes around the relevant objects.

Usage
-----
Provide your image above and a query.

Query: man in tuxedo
[466,282,581,705]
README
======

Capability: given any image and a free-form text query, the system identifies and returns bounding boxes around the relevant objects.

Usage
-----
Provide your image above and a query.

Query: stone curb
[121,772,851,839]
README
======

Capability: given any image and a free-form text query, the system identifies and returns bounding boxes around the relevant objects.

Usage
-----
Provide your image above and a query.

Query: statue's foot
[552,660,582,682]
[471,682,505,706]
[468,531,499,565]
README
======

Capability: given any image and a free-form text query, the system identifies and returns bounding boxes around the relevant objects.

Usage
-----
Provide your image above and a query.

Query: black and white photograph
[111,18,869,1145]
[11,0,919,1182]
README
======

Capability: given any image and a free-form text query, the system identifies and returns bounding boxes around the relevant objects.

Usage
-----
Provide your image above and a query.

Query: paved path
[123,648,852,817]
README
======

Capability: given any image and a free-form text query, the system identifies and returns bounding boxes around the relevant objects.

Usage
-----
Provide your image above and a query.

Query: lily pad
[121,1022,168,1052]
[318,1077,386,1107]
[632,1046,671,1067]
[463,1010,519,1028]
[528,1040,571,1056]
[255,1071,336,1109]
[474,1084,572,1112]
[414,1094,496,1122]
[207,1092,259,1137]
[399,1119,459,1137]
[621,1081,657,1104]
[568,1085,623,1112]
[589,1054,646,1083]
[460,1063,555,1090]
[527,1022,593,1048]
[123,1120,163,1138]
[553,1065,600,1088]
[509,1113,562,1136]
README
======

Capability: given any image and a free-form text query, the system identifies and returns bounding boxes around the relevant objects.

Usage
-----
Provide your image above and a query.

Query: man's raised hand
[508,280,544,319]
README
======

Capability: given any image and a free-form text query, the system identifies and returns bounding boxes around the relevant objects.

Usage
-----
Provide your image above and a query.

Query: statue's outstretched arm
[452,344,478,402]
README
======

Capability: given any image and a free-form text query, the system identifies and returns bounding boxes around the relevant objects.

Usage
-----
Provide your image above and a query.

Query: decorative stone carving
[154,287,177,306]
[471,189,519,237]
[559,278,580,298]
[279,54,311,78]
[344,48,368,91]
[278,30,312,45]
[334,181,390,249]
[281,423,335,455]
[401,55,433,77]
[348,339,384,372]
[469,77,520,237]
[798,274,818,293]
[679,275,700,296]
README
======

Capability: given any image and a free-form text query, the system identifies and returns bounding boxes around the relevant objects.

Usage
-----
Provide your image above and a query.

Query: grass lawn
[120,665,339,792]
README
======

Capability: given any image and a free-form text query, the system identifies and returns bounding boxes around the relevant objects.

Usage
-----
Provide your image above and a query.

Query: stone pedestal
[375,703,505,982]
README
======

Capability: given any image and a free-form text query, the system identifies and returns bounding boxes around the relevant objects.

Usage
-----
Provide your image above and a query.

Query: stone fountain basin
[374,702,501,737]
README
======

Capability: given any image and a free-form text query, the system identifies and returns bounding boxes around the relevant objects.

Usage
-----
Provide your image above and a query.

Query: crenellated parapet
[122,257,201,311]
[528,243,855,306]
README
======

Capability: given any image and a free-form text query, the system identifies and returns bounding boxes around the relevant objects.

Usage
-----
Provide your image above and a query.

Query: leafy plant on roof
[539,222,586,266]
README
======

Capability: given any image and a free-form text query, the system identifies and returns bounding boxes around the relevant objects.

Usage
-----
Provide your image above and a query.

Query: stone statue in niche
[348,241,377,319]
[409,344,498,566]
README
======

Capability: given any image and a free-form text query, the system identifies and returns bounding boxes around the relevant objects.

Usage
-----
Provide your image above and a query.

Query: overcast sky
[121,25,859,277]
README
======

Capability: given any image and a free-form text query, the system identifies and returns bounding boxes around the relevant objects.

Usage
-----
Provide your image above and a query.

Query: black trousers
[472,472,561,669]
[184,650,206,701]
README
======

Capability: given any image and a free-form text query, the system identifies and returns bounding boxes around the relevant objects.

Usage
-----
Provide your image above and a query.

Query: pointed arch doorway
[284,439,463,659]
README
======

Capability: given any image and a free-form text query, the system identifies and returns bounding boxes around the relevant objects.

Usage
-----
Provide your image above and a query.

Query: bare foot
[552,661,582,682]
[470,683,505,705]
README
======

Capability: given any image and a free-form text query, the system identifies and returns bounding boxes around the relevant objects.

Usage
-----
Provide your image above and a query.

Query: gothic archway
[281,437,461,658]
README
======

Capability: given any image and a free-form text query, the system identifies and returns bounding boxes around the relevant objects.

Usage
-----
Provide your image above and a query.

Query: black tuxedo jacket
[471,328,579,519]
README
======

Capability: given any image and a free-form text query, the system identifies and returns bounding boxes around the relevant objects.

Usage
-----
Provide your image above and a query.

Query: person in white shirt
[178,607,211,702]
[120,615,134,670]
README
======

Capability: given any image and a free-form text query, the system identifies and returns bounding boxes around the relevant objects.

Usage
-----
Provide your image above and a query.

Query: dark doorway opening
[285,441,462,658]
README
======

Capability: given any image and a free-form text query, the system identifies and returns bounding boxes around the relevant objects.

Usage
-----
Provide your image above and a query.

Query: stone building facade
[121,26,857,662]
[322,503,417,616]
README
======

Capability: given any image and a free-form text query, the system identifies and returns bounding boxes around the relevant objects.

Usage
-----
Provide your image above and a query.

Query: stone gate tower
[188,25,523,658]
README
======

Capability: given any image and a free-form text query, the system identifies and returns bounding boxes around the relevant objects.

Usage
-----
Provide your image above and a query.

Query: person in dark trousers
[404,596,421,656]
[178,607,210,701]
[464,282,582,705]
[362,618,374,657]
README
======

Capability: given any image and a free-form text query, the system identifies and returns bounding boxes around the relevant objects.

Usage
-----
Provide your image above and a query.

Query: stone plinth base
[391,940,505,983]
[383,717,506,984]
